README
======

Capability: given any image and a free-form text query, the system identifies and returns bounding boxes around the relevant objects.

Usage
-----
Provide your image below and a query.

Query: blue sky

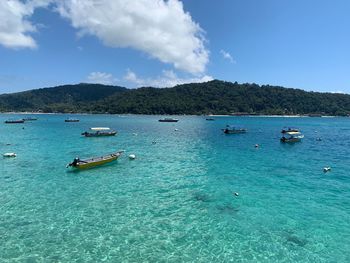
[0,0,350,94]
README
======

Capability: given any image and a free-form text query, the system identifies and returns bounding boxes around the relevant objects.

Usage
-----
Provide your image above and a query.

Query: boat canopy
[285,131,301,135]
[90,127,111,131]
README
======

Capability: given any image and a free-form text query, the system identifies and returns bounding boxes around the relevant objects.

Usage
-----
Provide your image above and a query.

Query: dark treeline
[0,83,126,113]
[1,80,350,115]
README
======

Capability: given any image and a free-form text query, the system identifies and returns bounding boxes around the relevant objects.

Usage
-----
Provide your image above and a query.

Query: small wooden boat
[159,118,179,122]
[66,150,124,169]
[81,127,117,137]
[65,118,79,122]
[5,119,24,124]
[222,125,247,134]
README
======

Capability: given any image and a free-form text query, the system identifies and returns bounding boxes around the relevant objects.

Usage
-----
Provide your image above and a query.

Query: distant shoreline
[0,112,343,118]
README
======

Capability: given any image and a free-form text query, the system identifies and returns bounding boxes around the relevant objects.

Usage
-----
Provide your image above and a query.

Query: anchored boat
[3,152,17,158]
[23,117,38,121]
[158,118,179,122]
[222,125,247,134]
[81,127,117,137]
[66,150,124,169]
[5,119,24,124]
[280,130,304,143]
[65,118,79,122]
[281,127,300,134]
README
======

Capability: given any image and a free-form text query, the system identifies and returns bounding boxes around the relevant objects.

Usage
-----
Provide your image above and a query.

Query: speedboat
[65,118,79,122]
[280,130,304,143]
[81,127,117,137]
[4,119,24,124]
[66,150,124,169]
[158,118,179,122]
[222,125,247,134]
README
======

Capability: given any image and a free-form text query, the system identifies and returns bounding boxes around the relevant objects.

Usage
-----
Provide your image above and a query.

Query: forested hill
[1,80,350,115]
[0,83,126,113]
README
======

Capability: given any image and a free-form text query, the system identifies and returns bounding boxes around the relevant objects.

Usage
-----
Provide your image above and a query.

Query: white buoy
[132,133,138,136]
[234,192,239,196]
[323,167,331,173]
[3,153,16,158]
[254,144,259,148]
[129,154,136,160]
[174,128,179,131]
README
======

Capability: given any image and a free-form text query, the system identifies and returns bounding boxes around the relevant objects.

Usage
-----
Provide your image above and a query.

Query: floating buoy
[316,137,322,141]
[323,167,331,173]
[132,133,138,136]
[3,153,16,158]
[254,144,259,148]
[152,141,157,144]
[174,128,179,131]
[129,154,136,160]
[234,192,239,196]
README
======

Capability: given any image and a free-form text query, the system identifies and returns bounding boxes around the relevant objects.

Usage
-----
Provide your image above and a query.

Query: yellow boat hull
[76,156,118,169]
[68,151,123,170]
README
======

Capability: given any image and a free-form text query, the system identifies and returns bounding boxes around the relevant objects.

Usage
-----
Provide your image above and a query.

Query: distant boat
[81,127,117,137]
[66,150,124,169]
[280,129,304,143]
[5,119,24,124]
[222,125,247,134]
[158,118,179,122]
[206,118,215,121]
[65,118,79,122]
[281,127,300,134]
[3,152,16,158]
[23,117,38,121]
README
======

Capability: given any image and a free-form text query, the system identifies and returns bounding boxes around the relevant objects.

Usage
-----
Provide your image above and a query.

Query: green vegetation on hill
[0,83,126,113]
[1,80,350,115]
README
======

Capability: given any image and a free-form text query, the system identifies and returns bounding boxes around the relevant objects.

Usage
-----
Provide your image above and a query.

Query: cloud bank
[0,0,50,49]
[57,0,209,74]
[1,0,210,75]
[124,69,213,88]
[86,71,117,85]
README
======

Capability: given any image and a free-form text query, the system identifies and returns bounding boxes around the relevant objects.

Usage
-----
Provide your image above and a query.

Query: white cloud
[86,71,117,85]
[56,0,209,74]
[123,69,213,88]
[0,0,51,49]
[1,1,210,75]
[330,90,346,94]
[220,49,235,64]
[124,69,144,86]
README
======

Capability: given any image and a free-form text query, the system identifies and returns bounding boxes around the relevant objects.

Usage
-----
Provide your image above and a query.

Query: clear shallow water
[0,114,349,262]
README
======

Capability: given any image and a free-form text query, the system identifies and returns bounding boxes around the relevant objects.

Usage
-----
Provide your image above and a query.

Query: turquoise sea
[1,114,349,262]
